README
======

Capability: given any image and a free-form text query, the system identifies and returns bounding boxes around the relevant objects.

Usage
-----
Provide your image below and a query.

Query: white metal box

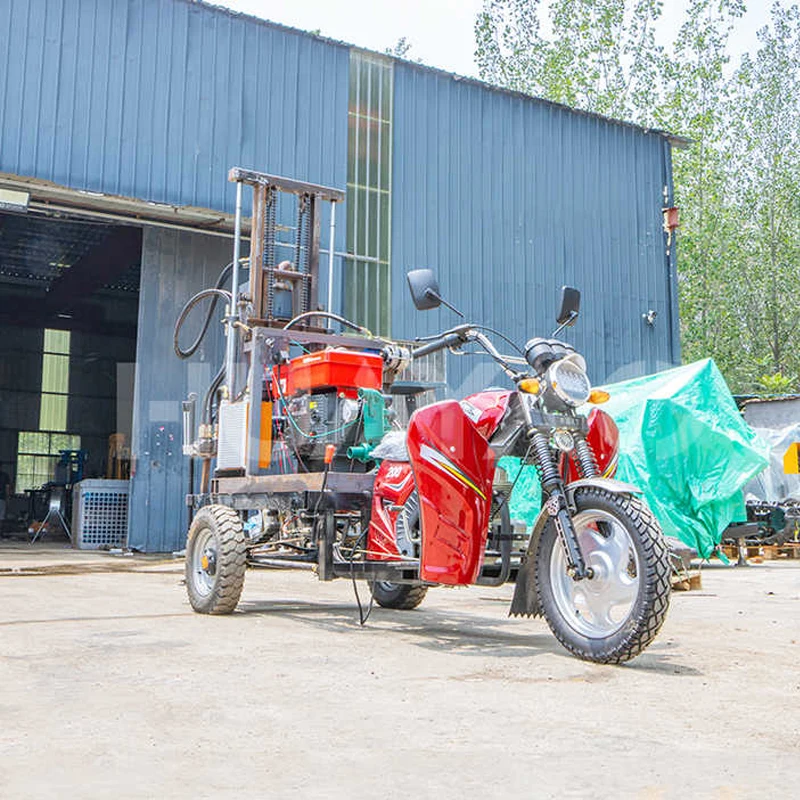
[71,479,130,550]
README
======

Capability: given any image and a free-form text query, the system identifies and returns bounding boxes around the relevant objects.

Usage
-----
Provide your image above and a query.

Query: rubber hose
[203,365,226,426]
[173,261,236,359]
[282,310,368,334]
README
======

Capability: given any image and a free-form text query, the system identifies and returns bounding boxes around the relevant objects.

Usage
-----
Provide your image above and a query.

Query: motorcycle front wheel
[535,487,671,664]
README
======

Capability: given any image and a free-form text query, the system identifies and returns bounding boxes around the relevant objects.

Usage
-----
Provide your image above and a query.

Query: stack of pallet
[718,541,800,563]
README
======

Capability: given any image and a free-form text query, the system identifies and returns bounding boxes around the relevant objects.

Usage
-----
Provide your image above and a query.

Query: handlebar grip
[412,332,463,358]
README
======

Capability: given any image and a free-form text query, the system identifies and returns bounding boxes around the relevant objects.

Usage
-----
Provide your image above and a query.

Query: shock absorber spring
[530,432,560,492]
[574,436,599,478]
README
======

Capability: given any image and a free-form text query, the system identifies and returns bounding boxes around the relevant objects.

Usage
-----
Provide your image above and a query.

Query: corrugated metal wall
[128,228,230,553]
[390,64,679,394]
[1,0,680,549]
[0,0,352,552]
[0,0,349,214]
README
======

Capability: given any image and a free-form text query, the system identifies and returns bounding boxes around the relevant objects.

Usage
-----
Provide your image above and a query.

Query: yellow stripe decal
[419,444,487,501]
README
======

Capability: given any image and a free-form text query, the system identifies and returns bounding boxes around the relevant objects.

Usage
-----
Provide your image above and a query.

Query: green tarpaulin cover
[502,359,770,558]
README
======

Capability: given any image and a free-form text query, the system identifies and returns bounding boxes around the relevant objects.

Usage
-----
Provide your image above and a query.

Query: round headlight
[547,358,591,408]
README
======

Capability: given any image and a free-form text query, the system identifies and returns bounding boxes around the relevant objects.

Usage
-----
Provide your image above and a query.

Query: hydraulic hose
[282,311,370,336]
[173,260,241,360]
[173,287,232,359]
[203,365,226,426]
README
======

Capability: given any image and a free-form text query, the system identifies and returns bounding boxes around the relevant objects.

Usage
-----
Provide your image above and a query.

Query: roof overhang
[0,172,242,237]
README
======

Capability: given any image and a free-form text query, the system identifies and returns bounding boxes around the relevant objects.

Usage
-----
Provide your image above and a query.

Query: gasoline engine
[270,350,392,471]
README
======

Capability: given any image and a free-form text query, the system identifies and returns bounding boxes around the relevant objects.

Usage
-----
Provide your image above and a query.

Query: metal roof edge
[186,0,688,147]
[0,172,241,235]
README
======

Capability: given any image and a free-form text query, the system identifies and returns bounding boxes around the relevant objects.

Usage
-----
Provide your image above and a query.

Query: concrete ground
[0,550,798,799]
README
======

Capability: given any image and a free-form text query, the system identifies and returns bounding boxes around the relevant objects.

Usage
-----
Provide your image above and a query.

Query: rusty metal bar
[228,167,344,203]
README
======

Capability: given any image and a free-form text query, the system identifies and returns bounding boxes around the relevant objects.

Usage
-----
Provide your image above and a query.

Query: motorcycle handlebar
[412,332,465,358]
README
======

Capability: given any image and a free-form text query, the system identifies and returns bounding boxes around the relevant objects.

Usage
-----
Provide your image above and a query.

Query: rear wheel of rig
[185,505,247,614]
[369,581,428,610]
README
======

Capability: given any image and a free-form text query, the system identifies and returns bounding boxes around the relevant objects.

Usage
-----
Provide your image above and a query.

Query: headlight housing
[544,356,591,410]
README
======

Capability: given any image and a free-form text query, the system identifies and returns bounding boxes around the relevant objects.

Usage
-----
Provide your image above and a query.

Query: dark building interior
[0,209,141,536]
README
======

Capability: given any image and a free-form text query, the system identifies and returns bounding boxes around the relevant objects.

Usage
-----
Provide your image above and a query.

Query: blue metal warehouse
[0,0,681,551]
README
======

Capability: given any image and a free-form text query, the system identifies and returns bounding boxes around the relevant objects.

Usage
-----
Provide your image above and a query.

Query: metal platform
[211,471,375,497]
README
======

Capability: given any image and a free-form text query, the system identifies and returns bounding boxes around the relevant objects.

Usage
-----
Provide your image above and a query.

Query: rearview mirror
[557,286,581,326]
[407,269,442,311]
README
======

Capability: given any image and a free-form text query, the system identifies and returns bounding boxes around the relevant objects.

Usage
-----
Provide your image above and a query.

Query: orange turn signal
[518,378,541,394]
[324,444,337,465]
[589,389,611,404]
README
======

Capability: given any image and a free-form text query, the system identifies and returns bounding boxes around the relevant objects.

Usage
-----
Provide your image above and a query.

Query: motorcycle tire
[369,581,428,610]
[535,487,670,664]
[185,505,247,614]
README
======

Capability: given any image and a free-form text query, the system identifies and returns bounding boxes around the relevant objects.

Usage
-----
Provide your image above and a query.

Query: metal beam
[228,167,345,203]
[213,471,375,496]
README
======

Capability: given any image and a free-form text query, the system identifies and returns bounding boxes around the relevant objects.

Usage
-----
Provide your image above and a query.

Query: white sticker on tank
[460,400,482,423]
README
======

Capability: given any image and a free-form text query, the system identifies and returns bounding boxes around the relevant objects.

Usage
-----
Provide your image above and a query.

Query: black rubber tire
[535,487,671,664]
[185,505,247,614]
[369,581,428,610]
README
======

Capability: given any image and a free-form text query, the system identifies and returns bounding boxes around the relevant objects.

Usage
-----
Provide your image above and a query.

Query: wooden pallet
[719,541,800,562]
[756,543,800,561]
[671,570,702,591]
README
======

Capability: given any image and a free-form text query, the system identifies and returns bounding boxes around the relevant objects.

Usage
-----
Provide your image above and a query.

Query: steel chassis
[184,168,424,585]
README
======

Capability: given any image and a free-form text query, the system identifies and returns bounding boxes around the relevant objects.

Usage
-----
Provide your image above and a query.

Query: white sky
[213,0,774,78]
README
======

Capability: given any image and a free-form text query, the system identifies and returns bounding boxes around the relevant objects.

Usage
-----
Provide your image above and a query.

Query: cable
[469,324,525,356]
[282,311,371,335]
[349,529,375,626]
[272,370,360,441]
[491,446,532,519]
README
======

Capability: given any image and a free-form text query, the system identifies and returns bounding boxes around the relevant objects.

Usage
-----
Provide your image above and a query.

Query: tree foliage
[476,0,664,121]
[475,0,800,394]
[728,4,800,383]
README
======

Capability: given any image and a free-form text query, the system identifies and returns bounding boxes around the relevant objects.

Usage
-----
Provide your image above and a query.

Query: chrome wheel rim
[191,527,218,598]
[549,509,640,638]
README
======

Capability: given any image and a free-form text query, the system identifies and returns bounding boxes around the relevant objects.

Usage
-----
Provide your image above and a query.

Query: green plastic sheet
[502,359,770,559]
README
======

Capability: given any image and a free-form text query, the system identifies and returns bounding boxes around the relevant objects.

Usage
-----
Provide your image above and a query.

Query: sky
[212,0,774,78]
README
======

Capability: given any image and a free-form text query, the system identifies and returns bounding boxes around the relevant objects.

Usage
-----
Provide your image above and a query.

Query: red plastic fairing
[368,461,416,561]
[460,390,512,439]
[407,401,496,585]
[565,407,620,481]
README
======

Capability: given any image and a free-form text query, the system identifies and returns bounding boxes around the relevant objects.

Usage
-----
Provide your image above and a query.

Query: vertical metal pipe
[226,181,244,395]
[326,200,337,314]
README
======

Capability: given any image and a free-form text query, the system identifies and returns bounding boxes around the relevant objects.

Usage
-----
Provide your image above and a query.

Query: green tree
[475,0,665,122]
[727,3,800,390]
[653,0,746,387]
[474,0,800,394]
[386,37,413,59]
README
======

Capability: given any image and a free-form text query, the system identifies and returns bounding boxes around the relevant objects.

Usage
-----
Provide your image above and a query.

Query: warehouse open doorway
[0,206,141,541]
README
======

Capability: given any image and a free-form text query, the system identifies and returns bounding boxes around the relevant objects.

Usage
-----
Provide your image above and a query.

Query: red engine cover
[368,460,416,561]
[407,400,495,585]
[271,349,383,398]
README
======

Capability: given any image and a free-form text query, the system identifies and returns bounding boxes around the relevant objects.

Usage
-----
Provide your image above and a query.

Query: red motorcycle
[181,268,671,664]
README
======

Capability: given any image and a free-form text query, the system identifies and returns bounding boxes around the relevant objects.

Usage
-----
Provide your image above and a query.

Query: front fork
[529,429,596,581]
